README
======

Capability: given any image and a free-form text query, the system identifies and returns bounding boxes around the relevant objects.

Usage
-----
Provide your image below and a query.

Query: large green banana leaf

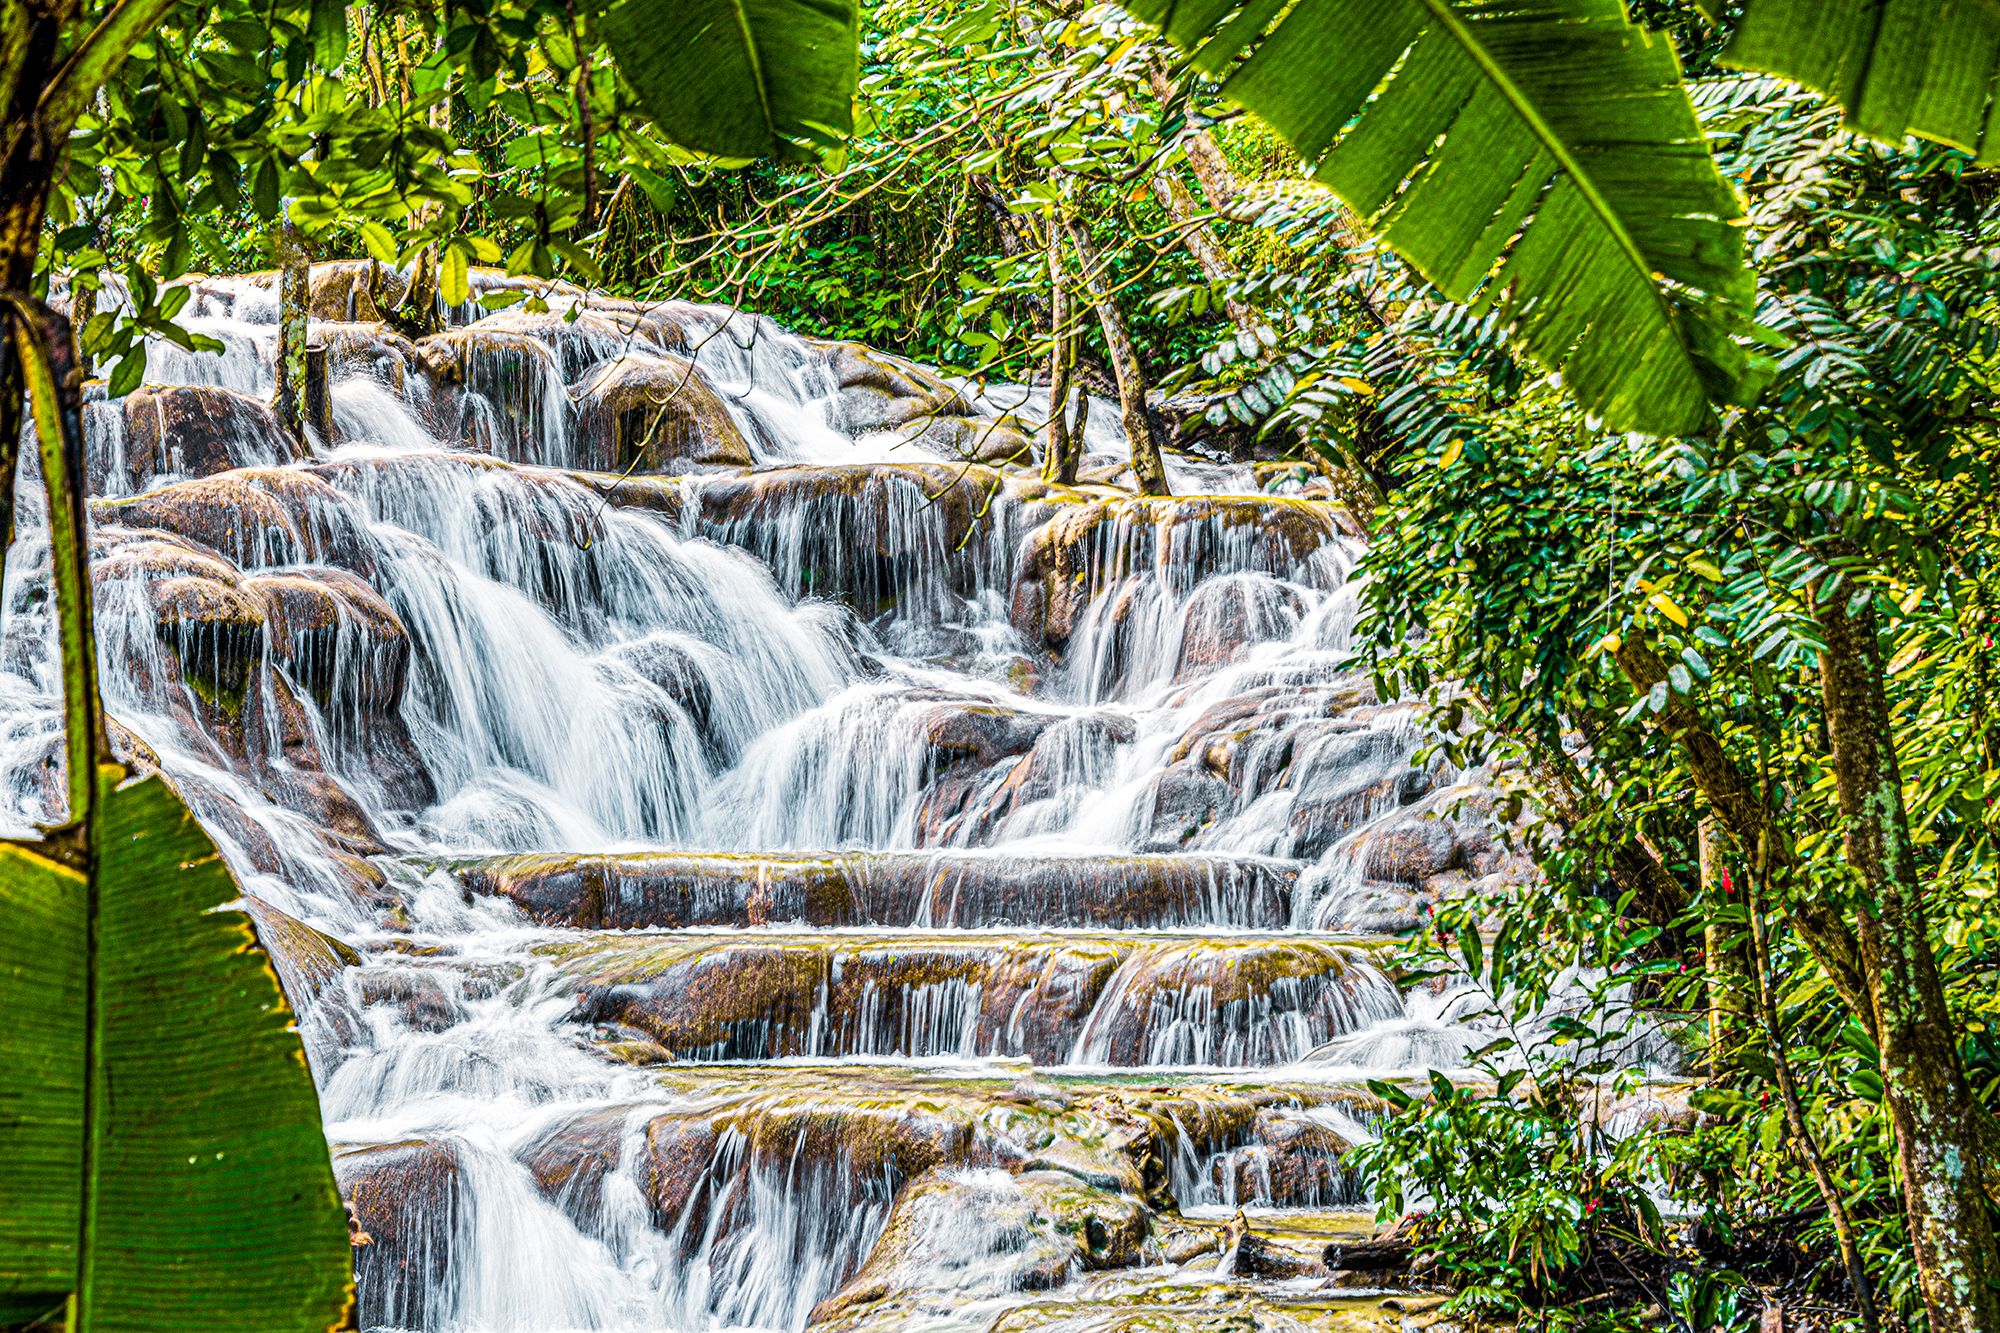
[598,0,860,161]
[0,299,352,1331]
[1130,0,1756,436]
[1723,0,2000,160]
[0,767,356,1331]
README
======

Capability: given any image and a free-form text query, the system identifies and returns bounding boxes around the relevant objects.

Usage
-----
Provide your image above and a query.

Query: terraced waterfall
[1,266,1558,1331]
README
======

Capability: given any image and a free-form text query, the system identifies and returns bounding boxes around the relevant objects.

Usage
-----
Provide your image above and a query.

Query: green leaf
[441,244,470,308]
[1724,0,2000,160]
[0,772,355,1329]
[599,0,860,162]
[1127,0,1753,434]
[106,349,145,398]
[308,0,348,70]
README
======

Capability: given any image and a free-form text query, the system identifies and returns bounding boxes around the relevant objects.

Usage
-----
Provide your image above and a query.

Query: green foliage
[1126,0,1756,435]
[1725,0,2000,160]
[599,0,860,162]
[0,773,355,1332]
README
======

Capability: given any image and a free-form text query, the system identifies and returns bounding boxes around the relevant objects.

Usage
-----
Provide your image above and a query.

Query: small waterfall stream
[1,269,1654,1331]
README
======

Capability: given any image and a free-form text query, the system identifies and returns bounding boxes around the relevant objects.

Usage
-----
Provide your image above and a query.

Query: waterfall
[0,269,1673,1332]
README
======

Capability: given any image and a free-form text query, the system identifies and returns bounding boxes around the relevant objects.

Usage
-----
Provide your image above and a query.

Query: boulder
[571,354,751,473]
[336,1138,461,1331]
[107,384,304,494]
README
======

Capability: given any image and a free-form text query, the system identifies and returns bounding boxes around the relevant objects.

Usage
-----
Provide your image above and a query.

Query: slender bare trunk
[1699,819,1751,1074]
[273,211,312,441]
[1150,169,1257,335]
[1815,589,2000,1333]
[1614,636,1873,1028]
[1043,219,1077,486]
[1060,211,1169,497]
[1741,816,1881,1333]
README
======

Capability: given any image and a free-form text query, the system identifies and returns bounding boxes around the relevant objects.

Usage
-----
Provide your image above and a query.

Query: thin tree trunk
[1043,217,1078,486]
[1699,818,1751,1075]
[1815,589,2000,1333]
[1743,815,1880,1333]
[1060,210,1169,497]
[273,211,312,441]
[1614,636,1873,1029]
[1150,169,1257,334]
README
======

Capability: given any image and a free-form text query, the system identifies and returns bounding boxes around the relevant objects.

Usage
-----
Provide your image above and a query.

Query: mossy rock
[572,354,751,473]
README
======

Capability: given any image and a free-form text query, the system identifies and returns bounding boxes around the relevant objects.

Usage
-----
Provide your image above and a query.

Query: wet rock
[315,321,424,397]
[97,467,375,573]
[571,354,751,473]
[310,259,410,322]
[583,297,700,354]
[357,968,463,1033]
[886,853,1295,931]
[1143,761,1235,849]
[1071,940,1397,1067]
[467,307,638,383]
[826,342,977,433]
[460,852,860,928]
[694,464,1006,617]
[336,1138,461,1331]
[811,1165,1149,1329]
[241,894,363,1060]
[1174,574,1304,679]
[110,384,304,494]
[417,327,570,464]
[1355,816,1463,884]
[554,933,1123,1063]
[247,569,431,809]
[521,1105,634,1229]
[1011,497,1340,653]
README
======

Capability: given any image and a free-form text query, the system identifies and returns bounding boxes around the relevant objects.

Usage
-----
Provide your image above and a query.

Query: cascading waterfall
[0,268,1672,1332]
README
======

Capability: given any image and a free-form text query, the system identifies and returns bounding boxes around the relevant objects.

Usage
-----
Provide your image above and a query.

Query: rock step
[452,849,1300,931]
[543,928,1401,1068]
[332,1065,1390,1333]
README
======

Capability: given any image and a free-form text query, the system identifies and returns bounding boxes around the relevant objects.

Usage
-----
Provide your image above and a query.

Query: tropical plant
[0,303,353,1330]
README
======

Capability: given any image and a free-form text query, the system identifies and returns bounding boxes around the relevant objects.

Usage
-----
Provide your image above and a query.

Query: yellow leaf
[1648,591,1689,627]
[1439,439,1464,469]
[1686,557,1724,583]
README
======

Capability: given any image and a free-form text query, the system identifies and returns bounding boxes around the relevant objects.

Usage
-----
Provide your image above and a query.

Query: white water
[1,274,1663,1331]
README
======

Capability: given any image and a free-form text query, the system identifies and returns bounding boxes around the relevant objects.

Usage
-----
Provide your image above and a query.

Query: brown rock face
[337,1138,462,1331]
[96,467,375,573]
[571,354,751,473]
[107,384,305,495]
[309,259,411,322]
[694,464,1007,617]
[559,934,1124,1063]
[417,327,570,464]
[1010,497,1341,653]
[521,1104,638,1229]
[460,852,861,929]
[466,307,641,383]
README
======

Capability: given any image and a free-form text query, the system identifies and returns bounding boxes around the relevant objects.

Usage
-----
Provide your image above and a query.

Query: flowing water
[0,270,1664,1331]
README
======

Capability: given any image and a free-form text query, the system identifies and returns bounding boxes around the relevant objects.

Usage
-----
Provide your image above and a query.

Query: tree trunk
[1815,589,2000,1333]
[1043,218,1079,486]
[1150,169,1258,335]
[1060,211,1169,497]
[1699,818,1751,1075]
[273,211,312,441]
[1614,635,1874,1028]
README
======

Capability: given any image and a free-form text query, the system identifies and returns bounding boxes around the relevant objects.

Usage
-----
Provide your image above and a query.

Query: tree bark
[1061,210,1170,496]
[273,211,312,441]
[1043,218,1079,486]
[1699,818,1752,1075]
[1150,168,1258,335]
[1815,589,2000,1333]
[1510,716,1688,930]
[1614,636,1874,1028]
